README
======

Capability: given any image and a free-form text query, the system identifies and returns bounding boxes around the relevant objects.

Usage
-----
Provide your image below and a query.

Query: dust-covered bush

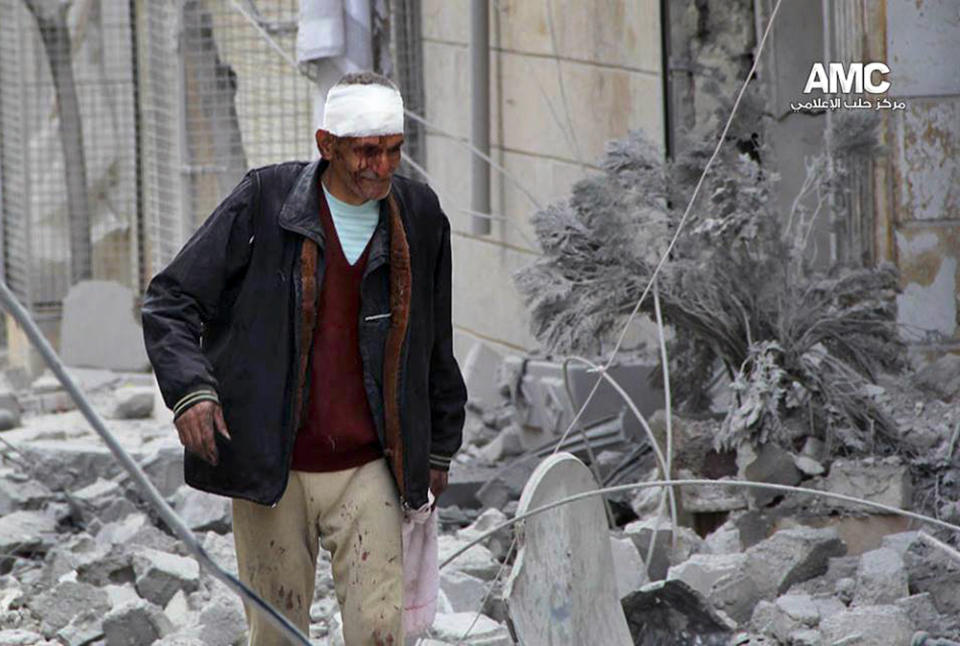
[514,107,905,456]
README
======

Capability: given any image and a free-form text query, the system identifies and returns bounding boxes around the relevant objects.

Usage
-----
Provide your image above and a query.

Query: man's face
[316,130,404,203]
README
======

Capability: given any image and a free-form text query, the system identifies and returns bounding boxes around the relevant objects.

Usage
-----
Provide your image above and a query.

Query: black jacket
[141,159,467,509]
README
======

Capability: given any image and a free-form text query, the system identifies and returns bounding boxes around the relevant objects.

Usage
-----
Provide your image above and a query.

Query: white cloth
[297,0,345,62]
[402,490,439,637]
[321,82,404,137]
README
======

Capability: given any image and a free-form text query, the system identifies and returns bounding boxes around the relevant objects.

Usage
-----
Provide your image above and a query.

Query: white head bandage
[321,83,405,137]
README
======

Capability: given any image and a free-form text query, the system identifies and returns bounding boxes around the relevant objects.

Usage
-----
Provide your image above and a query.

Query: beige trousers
[232,458,404,646]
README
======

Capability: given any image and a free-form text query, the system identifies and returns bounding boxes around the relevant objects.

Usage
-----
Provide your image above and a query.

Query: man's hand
[429,469,448,499]
[173,400,231,466]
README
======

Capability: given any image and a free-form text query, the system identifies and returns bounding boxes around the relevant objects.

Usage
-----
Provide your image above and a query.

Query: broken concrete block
[620,579,735,644]
[504,453,632,645]
[0,510,57,565]
[103,583,139,610]
[27,581,110,636]
[879,530,920,557]
[815,457,912,512]
[743,526,846,599]
[705,523,742,555]
[895,593,952,636]
[819,604,915,646]
[667,552,748,599]
[439,570,487,614]
[170,485,231,534]
[430,612,510,645]
[139,446,185,498]
[438,535,500,581]
[853,547,909,606]
[0,630,46,645]
[680,477,749,513]
[103,599,174,646]
[0,472,53,515]
[30,373,63,394]
[623,516,705,581]
[461,342,505,408]
[97,513,151,545]
[55,610,106,646]
[60,280,151,372]
[902,538,960,618]
[476,425,524,463]
[914,353,960,402]
[111,386,155,419]
[132,548,200,607]
[610,535,649,598]
[75,544,134,587]
[741,443,802,506]
[70,478,134,523]
[792,455,824,477]
[196,591,245,646]
[455,508,510,561]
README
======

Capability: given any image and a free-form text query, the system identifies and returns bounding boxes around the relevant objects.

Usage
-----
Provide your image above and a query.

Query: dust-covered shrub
[514,106,905,456]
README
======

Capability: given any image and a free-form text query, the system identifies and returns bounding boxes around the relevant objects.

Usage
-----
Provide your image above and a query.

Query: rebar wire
[0,281,311,646]
[440,477,960,571]
[652,282,676,558]
[918,531,960,566]
[227,0,545,214]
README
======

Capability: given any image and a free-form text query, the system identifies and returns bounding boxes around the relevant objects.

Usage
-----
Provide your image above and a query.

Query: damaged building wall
[418,0,664,361]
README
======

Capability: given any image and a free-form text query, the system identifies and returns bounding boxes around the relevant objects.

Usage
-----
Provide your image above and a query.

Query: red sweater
[291,188,382,472]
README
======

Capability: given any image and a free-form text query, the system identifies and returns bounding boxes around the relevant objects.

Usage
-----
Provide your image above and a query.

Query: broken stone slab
[740,443,802,507]
[504,453,632,646]
[743,526,847,600]
[0,510,58,567]
[169,485,231,534]
[104,583,140,610]
[75,543,135,587]
[880,530,920,557]
[455,508,510,561]
[60,280,151,372]
[914,353,960,402]
[461,342,505,409]
[704,522,742,555]
[853,547,909,606]
[137,446,185,498]
[679,476,749,513]
[0,470,53,515]
[667,552,748,599]
[55,610,106,646]
[623,515,705,581]
[195,591,245,646]
[610,535,649,598]
[476,424,525,463]
[69,478,135,523]
[132,548,200,607]
[437,535,500,581]
[896,593,954,636]
[110,386,155,419]
[27,580,110,637]
[103,599,175,646]
[902,538,960,618]
[430,612,510,645]
[0,630,48,646]
[621,579,735,645]
[439,570,487,614]
[813,457,912,512]
[819,604,916,646]
[16,440,121,492]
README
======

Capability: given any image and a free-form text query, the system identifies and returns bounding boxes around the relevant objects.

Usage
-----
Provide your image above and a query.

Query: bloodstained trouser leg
[233,459,404,646]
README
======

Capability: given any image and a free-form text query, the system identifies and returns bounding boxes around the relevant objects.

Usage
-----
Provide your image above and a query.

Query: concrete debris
[169,485,232,534]
[110,386,155,419]
[915,353,960,402]
[27,581,109,637]
[621,579,734,646]
[461,342,505,409]
[739,443,802,507]
[132,548,200,607]
[59,280,152,372]
[437,535,501,580]
[813,457,913,512]
[743,526,847,599]
[853,547,909,606]
[429,612,511,645]
[610,535,649,598]
[102,599,174,646]
[819,604,916,646]
[624,516,705,580]
[439,570,488,613]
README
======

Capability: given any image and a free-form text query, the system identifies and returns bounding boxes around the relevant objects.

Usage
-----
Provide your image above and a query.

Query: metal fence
[0,0,419,335]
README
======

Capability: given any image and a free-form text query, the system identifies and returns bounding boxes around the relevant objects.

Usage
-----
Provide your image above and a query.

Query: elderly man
[141,71,467,645]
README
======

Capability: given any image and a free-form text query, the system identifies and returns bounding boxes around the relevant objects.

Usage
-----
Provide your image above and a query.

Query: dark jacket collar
[278,158,392,271]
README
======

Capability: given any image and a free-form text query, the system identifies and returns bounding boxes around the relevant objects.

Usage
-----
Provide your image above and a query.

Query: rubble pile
[0,341,957,645]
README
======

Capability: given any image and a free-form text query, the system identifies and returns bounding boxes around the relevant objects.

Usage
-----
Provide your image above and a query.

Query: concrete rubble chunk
[667,552,748,598]
[461,342,505,409]
[680,476,749,513]
[103,599,174,646]
[70,477,135,523]
[853,547,909,606]
[814,458,912,512]
[170,485,232,534]
[430,612,511,645]
[610,535,649,598]
[879,530,920,557]
[110,386,155,419]
[895,593,953,636]
[455,507,510,561]
[0,510,58,563]
[741,443,802,506]
[819,604,915,646]
[60,280,151,372]
[505,453,632,645]
[27,580,110,636]
[902,539,960,618]
[76,544,135,587]
[914,353,960,402]
[0,471,53,515]
[437,535,500,581]
[139,447,185,498]
[132,548,200,607]
[439,570,487,613]
[623,516,705,581]
[704,523,741,555]
[621,579,735,644]
[743,526,847,599]
[0,630,47,646]
[196,591,245,646]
